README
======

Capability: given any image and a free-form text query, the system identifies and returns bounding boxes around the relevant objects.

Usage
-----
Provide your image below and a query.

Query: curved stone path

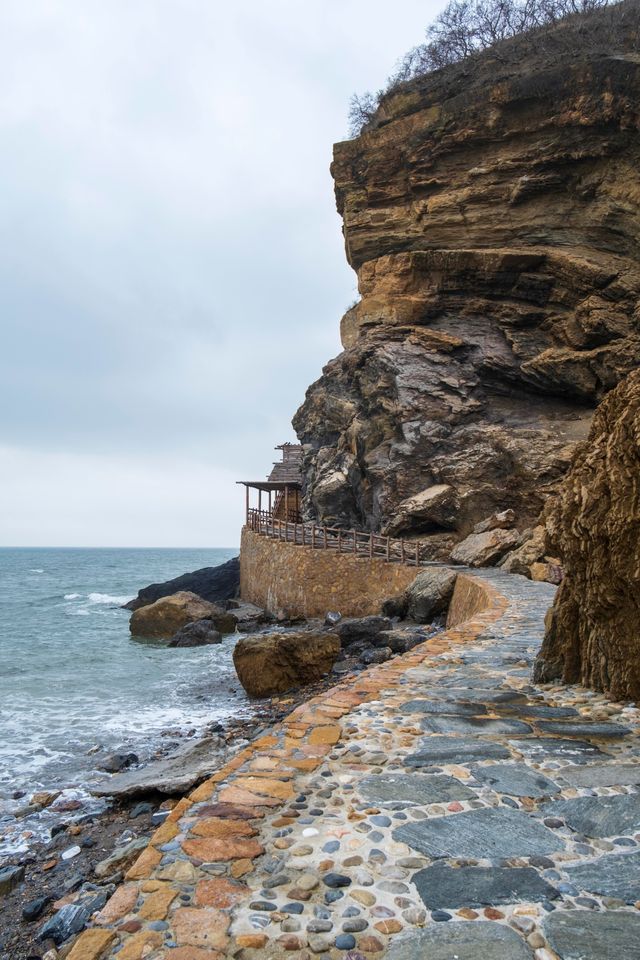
[68,571,640,960]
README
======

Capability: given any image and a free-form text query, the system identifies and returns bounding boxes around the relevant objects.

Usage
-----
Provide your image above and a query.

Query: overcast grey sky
[0,0,443,547]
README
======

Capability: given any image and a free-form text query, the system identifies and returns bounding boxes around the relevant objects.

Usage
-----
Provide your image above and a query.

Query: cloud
[0,0,444,545]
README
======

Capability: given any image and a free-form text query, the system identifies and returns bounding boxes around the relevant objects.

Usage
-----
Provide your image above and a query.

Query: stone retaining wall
[446,572,495,629]
[240,527,418,618]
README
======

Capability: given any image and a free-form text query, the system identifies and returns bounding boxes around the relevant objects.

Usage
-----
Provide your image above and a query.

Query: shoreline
[0,664,366,959]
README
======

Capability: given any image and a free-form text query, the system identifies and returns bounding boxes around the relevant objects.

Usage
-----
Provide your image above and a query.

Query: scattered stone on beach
[94,838,148,877]
[98,752,139,773]
[129,591,236,639]
[168,619,222,647]
[233,631,340,697]
[0,865,25,897]
[335,617,393,651]
[91,736,225,798]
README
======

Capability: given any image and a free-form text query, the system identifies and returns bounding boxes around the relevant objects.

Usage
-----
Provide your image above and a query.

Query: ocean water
[0,547,252,852]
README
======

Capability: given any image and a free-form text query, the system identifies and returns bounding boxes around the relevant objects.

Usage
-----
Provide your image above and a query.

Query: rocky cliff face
[293,7,640,559]
[534,368,640,700]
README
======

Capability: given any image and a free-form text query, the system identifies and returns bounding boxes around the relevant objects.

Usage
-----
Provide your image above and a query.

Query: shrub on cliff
[349,0,625,135]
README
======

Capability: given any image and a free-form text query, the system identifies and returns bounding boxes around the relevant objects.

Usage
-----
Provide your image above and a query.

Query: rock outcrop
[124,557,240,611]
[129,591,236,640]
[233,631,340,698]
[534,369,640,700]
[293,4,640,556]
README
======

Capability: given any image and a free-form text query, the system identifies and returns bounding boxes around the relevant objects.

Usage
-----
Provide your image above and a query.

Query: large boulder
[168,619,222,647]
[233,631,340,698]
[124,556,240,611]
[500,526,546,576]
[450,529,520,567]
[534,370,640,700]
[129,591,236,639]
[336,616,392,648]
[383,485,459,536]
[406,568,458,623]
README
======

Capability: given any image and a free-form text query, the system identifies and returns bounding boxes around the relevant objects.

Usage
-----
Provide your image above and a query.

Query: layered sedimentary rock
[534,369,640,700]
[293,7,640,554]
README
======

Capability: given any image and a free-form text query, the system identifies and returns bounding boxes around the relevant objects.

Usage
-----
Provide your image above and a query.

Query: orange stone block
[66,929,116,960]
[173,906,230,950]
[194,877,249,909]
[161,949,224,960]
[235,934,268,949]
[190,818,256,839]
[138,887,178,920]
[116,930,164,960]
[167,797,194,822]
[152,820,179,845]
[233,776,294,800]
[308,725,341,745]
[230,858,253,878]
[125,845,162,880]
[288,758,321,772]
[182,836,264,862]
[217,785,280,807]
[94,884,138,924]
[188,780,216,803]
[374,919,403,934]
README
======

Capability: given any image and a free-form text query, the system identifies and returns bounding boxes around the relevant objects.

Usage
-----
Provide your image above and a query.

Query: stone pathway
[67,571,640,960]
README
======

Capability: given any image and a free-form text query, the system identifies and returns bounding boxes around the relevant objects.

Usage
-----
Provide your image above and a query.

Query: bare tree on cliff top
[348,0,616,136]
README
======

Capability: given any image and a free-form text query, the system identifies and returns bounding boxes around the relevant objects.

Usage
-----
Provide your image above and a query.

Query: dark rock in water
[22,896,51,921]
[0,864,25,896]
[38,903,91,943]
[229,602,270,633]
[336,617,392,648]
[129,801,154,819]
[123,556,240,611]
[130,592,236,639]
[168,619,222,647]
[98,751,139,773]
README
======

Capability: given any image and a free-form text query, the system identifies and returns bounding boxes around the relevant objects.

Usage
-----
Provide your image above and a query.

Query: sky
[0,0,444,548]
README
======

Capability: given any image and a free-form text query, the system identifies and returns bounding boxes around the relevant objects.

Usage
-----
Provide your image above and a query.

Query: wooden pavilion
[238,443,303,524]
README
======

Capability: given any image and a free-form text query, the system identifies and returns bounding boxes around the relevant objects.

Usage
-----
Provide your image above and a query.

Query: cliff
[293,2,640,560]
[534,368,640,699]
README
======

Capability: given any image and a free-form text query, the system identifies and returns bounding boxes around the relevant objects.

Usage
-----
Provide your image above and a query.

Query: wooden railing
[247,508,429,566]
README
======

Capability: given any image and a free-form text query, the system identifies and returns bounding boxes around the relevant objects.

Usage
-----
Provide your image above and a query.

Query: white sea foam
[64,593,81,600]
[30,569,44,573]
[87,592,131,605]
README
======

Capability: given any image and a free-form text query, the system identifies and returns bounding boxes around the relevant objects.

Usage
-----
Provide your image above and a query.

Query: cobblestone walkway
[69,571,640,960]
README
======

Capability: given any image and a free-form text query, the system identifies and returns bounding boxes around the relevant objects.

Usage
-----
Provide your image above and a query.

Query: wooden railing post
[386,536,390,561]
[311,525,316,548]
[369,533,374,559]
[323,526,327,548]
[401,539,405,563]
[337,530,342,553]
[415,542,419,565]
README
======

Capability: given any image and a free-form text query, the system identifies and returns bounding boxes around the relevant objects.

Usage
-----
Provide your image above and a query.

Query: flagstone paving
[68,569,640,959]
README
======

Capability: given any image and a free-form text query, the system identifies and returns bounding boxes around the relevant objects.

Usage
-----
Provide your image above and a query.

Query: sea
[0,547,253,856]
